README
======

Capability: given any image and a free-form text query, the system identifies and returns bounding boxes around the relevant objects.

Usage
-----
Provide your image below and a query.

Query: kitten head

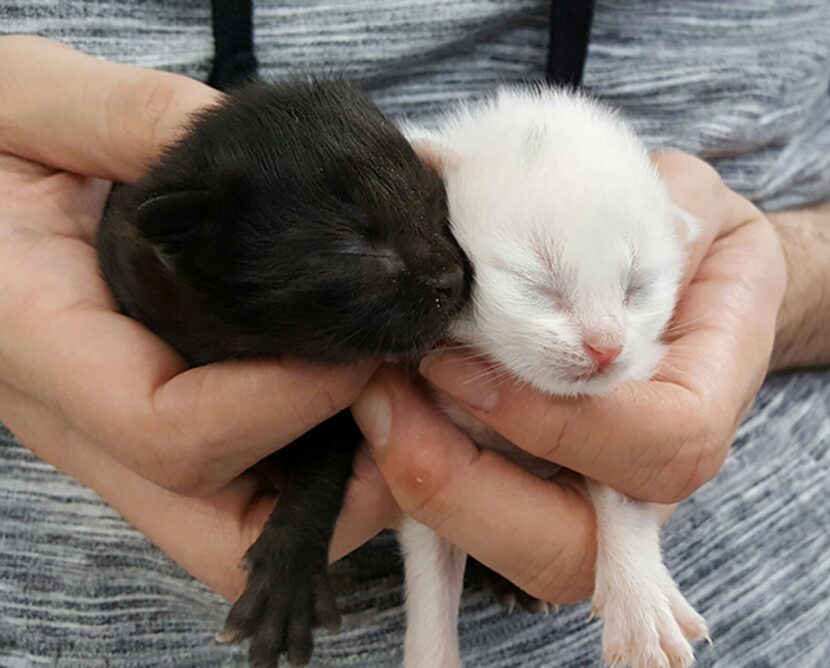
[421,89,692,396]
[113,79,471,363]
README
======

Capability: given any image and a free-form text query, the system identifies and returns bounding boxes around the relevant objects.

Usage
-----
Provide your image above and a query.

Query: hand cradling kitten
[400,88,709,668]
[99,76,707,668]
[97,78,471,667]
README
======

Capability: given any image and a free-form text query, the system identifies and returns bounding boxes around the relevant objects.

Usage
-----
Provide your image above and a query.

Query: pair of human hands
[0,36,785,604]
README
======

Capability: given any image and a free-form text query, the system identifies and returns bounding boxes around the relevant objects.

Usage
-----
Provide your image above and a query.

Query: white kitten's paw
[665,582,710,646]
[593,570,707,668]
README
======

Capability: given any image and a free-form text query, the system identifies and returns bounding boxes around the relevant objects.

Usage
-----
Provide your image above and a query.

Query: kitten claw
[541,602,560,616]
[322,618,342,634]
[214,630,241,644]
[222,531,340,667]
[476,561,547,614]
[606,650,626,668]
[593,566,704,668]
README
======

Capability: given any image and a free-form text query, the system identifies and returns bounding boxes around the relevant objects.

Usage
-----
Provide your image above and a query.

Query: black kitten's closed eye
[100,78,471,366]
[337,242,405,274]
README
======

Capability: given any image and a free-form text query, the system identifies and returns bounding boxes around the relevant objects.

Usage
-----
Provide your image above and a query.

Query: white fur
[587,482,708,668]
[401,88,707,668]
[399,519,467,668]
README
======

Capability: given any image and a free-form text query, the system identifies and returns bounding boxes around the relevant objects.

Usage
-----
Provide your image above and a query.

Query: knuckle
[139,438,211,495]
[661,151,721,183]
[518,537,595,605]
[106,73,208,178]
[660,412,726,502]
[316,373,361,415]
[289,382,347,431]
[113,74,178,158]
[146,461,202,495]
[658,151,728,203]
[115,405,213,496]
[287,367,367,429]
[538,409,581,462]
[394,446,449,518]
[680,445,722,499]
[390,442,463,527]
[0,37,30,143]
[688,154,723,188]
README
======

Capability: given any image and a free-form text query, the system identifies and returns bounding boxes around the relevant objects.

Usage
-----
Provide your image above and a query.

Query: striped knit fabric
[1,1,829,666]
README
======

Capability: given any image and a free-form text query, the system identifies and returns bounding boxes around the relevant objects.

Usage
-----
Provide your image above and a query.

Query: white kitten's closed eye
[624,280,646,306]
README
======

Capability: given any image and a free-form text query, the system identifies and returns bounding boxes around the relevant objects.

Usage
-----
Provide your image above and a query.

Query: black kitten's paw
[479,565,552,614]
[218,533,340,667]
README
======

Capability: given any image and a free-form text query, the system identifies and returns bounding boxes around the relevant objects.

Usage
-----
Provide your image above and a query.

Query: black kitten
[98,78,471,667]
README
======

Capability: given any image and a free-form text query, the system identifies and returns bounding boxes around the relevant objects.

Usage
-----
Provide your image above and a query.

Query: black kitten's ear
[136,190,216,245]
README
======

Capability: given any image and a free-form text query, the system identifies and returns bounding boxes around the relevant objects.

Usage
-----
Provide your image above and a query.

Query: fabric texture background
[1,1,829,665]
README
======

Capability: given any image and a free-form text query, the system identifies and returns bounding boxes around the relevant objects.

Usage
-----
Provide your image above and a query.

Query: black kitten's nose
[426,264,466,305]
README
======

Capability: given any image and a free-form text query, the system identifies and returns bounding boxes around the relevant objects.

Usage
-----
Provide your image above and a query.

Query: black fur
[97,79,472,667]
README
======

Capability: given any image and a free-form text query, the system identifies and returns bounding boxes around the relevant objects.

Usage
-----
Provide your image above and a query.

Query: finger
[1,188,381,496]
[330,444,400,560]
[0,381,260,598]
[3,383,398,602]
[5,170,111,245]
[0,35,221,181]
[419,217,784,503]
[352,367,597,604]
[661,217,784,420]
[0,262,377,494]
[0,225,377,493]
[652,152,765,290]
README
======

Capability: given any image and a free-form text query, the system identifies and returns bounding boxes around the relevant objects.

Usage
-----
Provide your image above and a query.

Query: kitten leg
[220,410,359,668]
[588,481,708,668]
[399,518,467,668]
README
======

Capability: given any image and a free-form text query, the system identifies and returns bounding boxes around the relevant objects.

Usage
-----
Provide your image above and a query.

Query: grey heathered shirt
[6,1,830,211]
[1,2,829,667]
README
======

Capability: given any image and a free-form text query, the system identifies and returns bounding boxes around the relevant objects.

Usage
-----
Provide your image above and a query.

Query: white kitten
[401,88,708,668]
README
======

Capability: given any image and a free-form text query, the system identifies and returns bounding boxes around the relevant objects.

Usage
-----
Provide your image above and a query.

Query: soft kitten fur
[401,88,708,668]
[97,78,471,667]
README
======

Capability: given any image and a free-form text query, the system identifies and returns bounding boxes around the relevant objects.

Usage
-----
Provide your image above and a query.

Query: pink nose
[583,342,622,372]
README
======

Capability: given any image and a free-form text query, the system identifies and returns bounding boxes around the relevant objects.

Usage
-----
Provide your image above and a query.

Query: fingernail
[419,351,499,412]
[352,384,392,451]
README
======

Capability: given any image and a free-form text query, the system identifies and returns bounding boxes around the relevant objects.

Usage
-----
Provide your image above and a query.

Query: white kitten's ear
[672,205,702,246]
[410,138,461,177]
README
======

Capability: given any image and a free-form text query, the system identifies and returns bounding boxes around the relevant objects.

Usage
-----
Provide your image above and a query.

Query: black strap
[547,0,596,88]
[208,0,259,91]
[207,1,591,92]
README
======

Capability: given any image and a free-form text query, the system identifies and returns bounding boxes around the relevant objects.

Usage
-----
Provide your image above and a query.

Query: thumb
[0,35,222,181]
[351,366,597,603]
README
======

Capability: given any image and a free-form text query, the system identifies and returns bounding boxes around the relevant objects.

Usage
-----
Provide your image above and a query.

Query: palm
[2,165,104,295]
[0,37,398,607]
[0,159,253,596]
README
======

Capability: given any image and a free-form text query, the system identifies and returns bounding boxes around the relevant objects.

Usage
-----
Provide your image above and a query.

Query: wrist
[767,202,830,371]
